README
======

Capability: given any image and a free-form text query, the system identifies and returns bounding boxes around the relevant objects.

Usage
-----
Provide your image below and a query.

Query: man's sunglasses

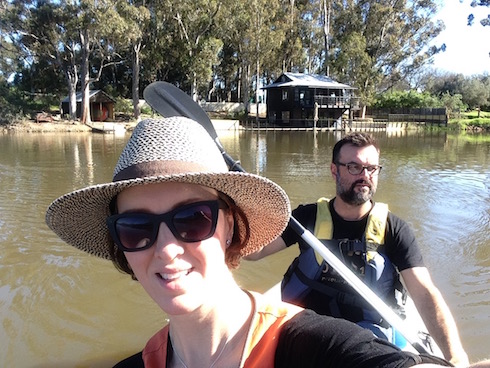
[107,200,227,252]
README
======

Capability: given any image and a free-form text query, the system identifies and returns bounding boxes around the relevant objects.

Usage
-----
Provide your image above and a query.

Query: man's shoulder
[293,202,318,212]
[292,202,319,223]
[386,211,410,228]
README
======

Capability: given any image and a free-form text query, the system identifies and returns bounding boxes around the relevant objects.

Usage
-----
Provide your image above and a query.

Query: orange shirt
[142,291,303,368]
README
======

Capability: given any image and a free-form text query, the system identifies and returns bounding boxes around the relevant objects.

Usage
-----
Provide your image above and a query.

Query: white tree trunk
[132,42,141,122]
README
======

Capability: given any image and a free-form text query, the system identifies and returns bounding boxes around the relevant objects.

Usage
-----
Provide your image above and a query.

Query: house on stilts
[260,72,360,129]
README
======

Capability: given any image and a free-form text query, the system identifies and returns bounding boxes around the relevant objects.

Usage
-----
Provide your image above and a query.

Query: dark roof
[61,90,116,103]
[263,72,355,90]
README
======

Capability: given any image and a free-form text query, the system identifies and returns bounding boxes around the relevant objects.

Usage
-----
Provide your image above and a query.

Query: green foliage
[463,110,490,119]
[465,117,490,126]
[372,90,440,109]
[460,77,490,110]
[140,103,153,115]
[0,82,60,123]
[114,97,134,114]
[372,90,470,119]
[439,92,467,116]
[449,117,490,130]
[0,0,487,115]
[422,73,490,111]
[330,0,443,108]
[0,83,24,123]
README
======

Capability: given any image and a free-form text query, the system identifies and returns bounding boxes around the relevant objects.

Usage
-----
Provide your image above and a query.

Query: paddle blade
[143,81,218,141]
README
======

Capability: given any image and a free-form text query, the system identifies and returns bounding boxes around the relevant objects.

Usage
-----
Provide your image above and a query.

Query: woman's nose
[153,223,184,260]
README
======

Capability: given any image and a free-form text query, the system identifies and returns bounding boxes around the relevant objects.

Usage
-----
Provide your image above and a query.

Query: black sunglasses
[107,200,227,252]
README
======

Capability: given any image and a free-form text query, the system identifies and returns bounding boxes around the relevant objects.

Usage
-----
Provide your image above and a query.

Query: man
[246,132,469,367]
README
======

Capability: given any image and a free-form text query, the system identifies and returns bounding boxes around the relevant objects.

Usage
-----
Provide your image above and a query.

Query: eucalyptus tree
[460,76,490,115]
[75,0,134,124]
[1,0,136,122]
[146,0,223,101]
[422,72,466,98]
[273,0,337,76]
[274,0,307,74]
[213,0,250,102]
[329,0,444,117]
[0,0,83,119]
[116,1,150,121]
[218,0,285,108]
[0,2,22,82]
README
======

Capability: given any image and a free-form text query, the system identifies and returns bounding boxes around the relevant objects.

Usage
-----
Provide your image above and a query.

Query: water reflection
[0,129,488,366]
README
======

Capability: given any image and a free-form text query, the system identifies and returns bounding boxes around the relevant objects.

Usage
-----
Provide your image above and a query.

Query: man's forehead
[339,144,379,160]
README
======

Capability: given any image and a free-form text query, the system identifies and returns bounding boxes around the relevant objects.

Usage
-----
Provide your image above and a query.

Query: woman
[46,117,470,368]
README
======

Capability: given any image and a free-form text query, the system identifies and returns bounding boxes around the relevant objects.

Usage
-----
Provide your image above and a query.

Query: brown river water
[0,128,488,367]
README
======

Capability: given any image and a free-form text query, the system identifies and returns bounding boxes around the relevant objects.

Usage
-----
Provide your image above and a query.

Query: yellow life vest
[314,197,388,266]
[281,198,398,321]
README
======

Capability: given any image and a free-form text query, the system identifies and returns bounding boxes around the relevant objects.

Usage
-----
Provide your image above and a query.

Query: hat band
[113,160,217,181]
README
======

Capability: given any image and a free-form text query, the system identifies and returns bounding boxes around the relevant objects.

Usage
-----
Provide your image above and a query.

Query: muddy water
[0,129,488,367]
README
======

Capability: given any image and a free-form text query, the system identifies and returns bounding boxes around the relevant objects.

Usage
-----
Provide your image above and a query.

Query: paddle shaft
[143,82,431,354]
[288,219,429,353]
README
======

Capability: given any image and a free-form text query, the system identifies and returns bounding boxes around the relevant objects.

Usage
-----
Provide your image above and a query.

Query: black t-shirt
[281,200,424,319]
[275,310,453,368]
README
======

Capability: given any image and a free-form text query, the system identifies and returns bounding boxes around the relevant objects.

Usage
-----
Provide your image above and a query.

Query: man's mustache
[351,179,372,189]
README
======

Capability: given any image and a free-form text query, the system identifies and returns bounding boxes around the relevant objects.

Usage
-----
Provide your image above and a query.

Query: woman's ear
[224,209,235,246]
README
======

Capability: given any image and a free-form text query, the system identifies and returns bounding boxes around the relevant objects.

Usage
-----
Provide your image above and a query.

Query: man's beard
[337,178,376,206]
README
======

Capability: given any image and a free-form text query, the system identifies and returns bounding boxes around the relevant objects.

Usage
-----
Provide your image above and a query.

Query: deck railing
[314,95,361,109]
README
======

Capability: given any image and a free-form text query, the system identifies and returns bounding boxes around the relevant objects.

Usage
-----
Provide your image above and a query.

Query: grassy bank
[448,111,490,131]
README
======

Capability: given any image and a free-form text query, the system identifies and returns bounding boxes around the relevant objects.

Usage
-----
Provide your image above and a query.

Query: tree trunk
[132,41,141,122]
[322,0,331,76]
[80,29,91,126]
[242,63,250,114]
[255,8,260,124]
[255,58,260,124]
[191,71,198,102]
[65,70,77,121]
[237,64,242,103]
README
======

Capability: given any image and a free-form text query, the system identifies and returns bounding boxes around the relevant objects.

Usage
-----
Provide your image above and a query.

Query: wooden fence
[366,107,448,125]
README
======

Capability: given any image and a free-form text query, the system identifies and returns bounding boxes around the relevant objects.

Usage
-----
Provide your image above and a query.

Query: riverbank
[2,120,92,133]
[1,120,139,133]
[3,118,488,134]
[2,119,240,134]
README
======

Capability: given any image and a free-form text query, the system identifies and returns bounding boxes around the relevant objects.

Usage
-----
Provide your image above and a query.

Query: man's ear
[330,162,338,179]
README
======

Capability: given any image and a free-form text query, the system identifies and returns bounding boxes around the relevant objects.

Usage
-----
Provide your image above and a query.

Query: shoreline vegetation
[1,115,489,134]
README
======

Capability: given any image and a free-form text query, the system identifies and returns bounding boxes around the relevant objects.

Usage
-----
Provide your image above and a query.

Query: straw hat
[45,117,290,260]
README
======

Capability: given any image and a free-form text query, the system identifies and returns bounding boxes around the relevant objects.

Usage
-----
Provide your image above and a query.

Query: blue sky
[430,0,489,76]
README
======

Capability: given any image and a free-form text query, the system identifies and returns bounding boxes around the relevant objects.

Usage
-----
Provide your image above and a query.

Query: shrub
[114,97,134,114]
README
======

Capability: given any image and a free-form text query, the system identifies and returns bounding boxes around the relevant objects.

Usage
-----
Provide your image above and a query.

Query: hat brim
[45,172,290,260]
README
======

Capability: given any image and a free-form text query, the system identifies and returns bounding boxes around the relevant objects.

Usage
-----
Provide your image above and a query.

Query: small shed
[61,90,116,121]
[262,73,359,127]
